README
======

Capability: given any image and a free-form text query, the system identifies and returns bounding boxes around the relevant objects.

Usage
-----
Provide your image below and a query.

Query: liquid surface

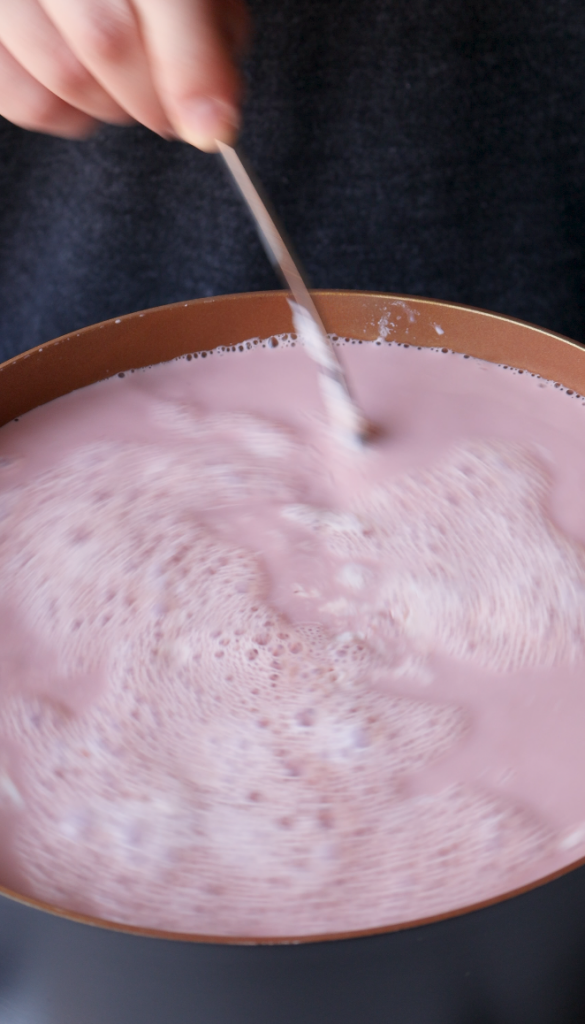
[1,332,585,937]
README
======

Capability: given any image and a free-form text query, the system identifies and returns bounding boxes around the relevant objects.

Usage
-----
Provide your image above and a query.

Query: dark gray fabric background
[1,6,585,1023]
[0,0,584,362]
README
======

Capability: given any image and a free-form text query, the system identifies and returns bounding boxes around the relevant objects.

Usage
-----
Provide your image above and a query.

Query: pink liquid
[1,335,585,936]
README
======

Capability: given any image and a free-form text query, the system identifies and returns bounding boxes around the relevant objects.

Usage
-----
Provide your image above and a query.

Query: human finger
[38,0,175,137]
[215,0,251,59]
[133,0,249,150]
[0,37,97,137]
[0,0,132,124]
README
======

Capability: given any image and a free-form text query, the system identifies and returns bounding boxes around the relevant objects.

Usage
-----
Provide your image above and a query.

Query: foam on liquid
[1,330,585,936]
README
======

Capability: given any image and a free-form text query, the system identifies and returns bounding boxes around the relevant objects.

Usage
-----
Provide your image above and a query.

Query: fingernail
[177,97,240,152]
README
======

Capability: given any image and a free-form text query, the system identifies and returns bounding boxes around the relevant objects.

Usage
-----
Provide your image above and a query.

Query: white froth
[0,357,577,936]
[289,441,585,672]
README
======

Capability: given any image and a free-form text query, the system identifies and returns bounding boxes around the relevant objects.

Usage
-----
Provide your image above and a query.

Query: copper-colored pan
[1,290,585,1023]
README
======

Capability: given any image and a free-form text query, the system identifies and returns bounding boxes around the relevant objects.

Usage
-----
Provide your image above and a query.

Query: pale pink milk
[0,334,584,936]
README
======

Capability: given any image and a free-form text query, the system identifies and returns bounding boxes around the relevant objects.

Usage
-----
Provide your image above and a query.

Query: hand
[0,0,250,149]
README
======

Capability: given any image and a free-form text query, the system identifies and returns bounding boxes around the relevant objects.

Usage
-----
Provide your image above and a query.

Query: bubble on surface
[0,409,563,935]
[289,441,585,672]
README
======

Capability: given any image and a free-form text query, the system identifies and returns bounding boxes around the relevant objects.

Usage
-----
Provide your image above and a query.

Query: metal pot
[1,290,585,1024]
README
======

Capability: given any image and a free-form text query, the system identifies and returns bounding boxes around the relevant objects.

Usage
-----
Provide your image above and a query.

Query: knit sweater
[0,0,584,363]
